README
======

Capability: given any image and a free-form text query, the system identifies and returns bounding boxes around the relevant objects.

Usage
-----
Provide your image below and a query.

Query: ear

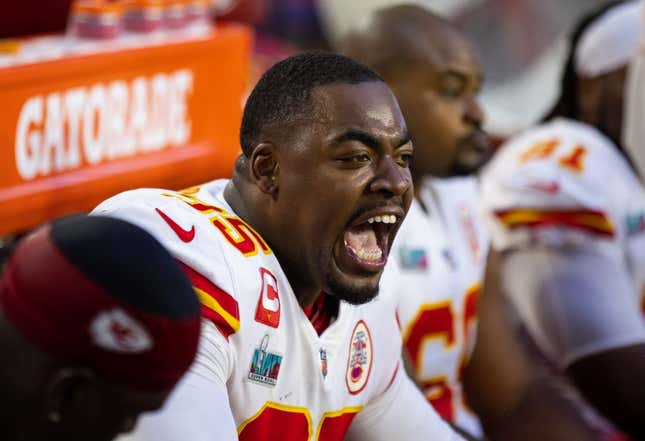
[250,142,280,196]
[43,367,97,426]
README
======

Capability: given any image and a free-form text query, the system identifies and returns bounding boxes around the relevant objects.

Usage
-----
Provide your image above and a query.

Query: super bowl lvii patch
[248,334,283,387]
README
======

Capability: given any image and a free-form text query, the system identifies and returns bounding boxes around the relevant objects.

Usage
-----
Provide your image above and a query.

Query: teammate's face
[388,34,489,178]
[47,375,169,441]
[0,360,168,441]
[86,382,168,441]
[275,81,413,305]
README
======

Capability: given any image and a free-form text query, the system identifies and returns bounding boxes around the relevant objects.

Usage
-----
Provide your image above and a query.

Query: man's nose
[369,156,412,196]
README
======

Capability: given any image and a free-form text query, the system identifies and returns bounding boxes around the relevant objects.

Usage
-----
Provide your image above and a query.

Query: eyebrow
[398,131,413,147]
[442,68,484,89]
[331,129,412,149]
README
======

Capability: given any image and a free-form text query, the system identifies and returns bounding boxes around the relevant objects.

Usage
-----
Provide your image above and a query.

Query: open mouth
[338,213,400,274]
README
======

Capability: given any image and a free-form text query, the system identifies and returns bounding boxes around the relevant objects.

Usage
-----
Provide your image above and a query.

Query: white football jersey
[481,118,645,311]
[382,176,489,436]
[94,179,458,441]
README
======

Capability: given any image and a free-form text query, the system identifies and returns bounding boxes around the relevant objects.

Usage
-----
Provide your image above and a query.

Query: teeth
[366,215,398,225]
[354,247,383,261]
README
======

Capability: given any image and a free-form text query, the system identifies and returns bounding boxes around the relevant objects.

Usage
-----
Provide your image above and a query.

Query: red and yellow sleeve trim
[495,208,615,237]
[178,262,240,338]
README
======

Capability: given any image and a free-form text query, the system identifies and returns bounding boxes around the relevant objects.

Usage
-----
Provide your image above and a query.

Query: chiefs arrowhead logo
[90,308,153,353]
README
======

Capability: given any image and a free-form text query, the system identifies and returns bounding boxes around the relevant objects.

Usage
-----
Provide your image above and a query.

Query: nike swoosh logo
[156,208,196,243]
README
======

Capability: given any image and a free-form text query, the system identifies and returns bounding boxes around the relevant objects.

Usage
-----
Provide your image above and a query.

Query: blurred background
[319,0,617,134]
[1,0,619,134]
[0,0,621,238]
[230,0,619,135]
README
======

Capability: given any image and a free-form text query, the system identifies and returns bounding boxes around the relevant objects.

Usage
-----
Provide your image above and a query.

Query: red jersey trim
[178,261,240,337]
[495,208,615,237]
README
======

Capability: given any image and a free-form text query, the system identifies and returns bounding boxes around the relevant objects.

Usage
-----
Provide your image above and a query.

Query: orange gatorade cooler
[0,24,253,235]
[69,0,125,40]
[123,0,165,33]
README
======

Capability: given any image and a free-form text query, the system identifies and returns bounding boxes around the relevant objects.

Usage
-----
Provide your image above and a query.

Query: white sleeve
[346,364,464,441]
[116,321,238,441]
[502,246,645,367]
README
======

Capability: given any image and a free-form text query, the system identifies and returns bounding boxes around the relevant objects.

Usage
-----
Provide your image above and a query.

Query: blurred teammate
[481,1,645,438]
[0,215,201,441]
[95,52,462,441]
[341,5,600,440]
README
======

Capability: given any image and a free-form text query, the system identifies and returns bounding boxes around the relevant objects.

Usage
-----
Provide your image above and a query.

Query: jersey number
[238,402,361,441]
[519,139,587,173]
[163,190,271,256]
[403,285,479,421]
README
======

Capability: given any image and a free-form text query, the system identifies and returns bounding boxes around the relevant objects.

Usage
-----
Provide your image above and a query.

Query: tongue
[344,224,380,255]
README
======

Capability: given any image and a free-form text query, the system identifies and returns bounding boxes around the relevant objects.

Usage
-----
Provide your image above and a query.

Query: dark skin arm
[462,250,600,441]
[567,343,645,439]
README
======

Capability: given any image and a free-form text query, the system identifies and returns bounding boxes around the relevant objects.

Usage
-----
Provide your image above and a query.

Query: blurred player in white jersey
[95,52,463,441]
[340,5,599,441]
[481,1,645,438]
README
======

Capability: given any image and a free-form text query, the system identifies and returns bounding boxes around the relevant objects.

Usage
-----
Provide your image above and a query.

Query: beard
[323,263,380,306]
[451,131,492,176]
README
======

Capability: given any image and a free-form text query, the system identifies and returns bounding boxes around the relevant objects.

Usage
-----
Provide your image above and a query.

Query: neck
[294,285,323,309]
[223,180,251,226]
[266,237,323,309]
[225,177,321,310]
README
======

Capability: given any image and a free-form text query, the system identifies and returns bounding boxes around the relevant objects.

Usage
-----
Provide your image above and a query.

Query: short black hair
[240,51,384,156]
